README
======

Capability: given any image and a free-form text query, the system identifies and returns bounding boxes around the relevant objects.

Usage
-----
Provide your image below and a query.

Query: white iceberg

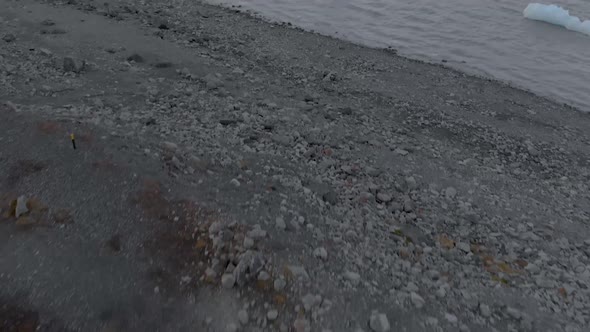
[524,3,590,36]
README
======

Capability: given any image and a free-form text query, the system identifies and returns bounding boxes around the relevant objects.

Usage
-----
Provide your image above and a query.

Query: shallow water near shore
[210,0,590,112]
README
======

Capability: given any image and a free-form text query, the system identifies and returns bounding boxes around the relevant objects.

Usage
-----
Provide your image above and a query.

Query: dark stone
[40,19,56,26]
[322,190,338,205]
[154,62,173,68]
[2,34,16,43]
[63,57,85,73]
[126,53,144,63]
[219,119,237,126]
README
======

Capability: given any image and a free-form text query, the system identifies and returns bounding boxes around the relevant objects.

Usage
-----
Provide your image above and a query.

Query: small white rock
[221,274,235,289]
[275,217,286,230]
[238,309,249,324]
[15,196,29,218]
[243,236,254,249]
[274,278,287,291]
[369,311,391,332]
[343,271,361,285]
[313,247,328,260]
[230,179,241,187]
[479,304,491,317]
[410,292,425,308]
[445,187,457,199]
[445,313,458,325]
[225,323,238,332]
[267,309,278,321]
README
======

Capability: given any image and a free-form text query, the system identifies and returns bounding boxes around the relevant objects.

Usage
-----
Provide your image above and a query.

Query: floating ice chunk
[524,3,590,36]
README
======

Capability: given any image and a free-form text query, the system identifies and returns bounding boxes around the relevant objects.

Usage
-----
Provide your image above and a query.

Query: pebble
[322,191,338,205]
[275,217,286,230]
[221,274,235,289]
[267,309,278,321]
[480,303,492,317]
[376,192,392,203]
[395,148,409,156]
[230,178,241,187]
[410,292,425,308]
[238,309,249,324]
[286,265,309,279]
[445,187,457,199]
[205,267,217,279]
[343,271,361,285]
[15,196,29,218]
[506,307,522,320]
[369,311,391,332]
[313,247,328,260]
[445,313,458,325]
[456,242,471,253]
[63,57,84,73]
[243,236,254,249]
[405,176,418,190]
[274,278,287,291]
[248,226,267,239]
[226,323,238,332]
[127,53,144,63]
[161,141,178,152]
[301,293,316,311]
[2,34,16,43]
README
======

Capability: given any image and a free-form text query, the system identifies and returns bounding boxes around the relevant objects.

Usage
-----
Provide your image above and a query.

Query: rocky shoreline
[1,0,590,331]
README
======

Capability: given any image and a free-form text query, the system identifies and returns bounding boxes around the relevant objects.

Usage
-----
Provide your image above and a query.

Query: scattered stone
[456,242,471,253]
[395,148,409,156]
[506,307,522,320]
[106,234,122,252]
[445,187,457,199]
[444,313,458,325]
[205,267,217,280]
[154,61,173,68]
[480,303,491,318]
[220,119,237,126]
[238,309,249,325]
[301,293,315,311]
[40,19,55,26]
[63,57,85,73]
[161,141,178,152]
[343,271,361,285]
[405,176,418,190]
[403,198,415,212]
[369,311,391,332]
[275,217,286,230]
[243,236,254,249]
[209,221,225,235]
[225,323,238,332]
[204,74,223,90]
[127,53,144,63]
[274,278,287,291]
[410,292,425,308]
[376,192,392,203]
[2,34,16,43]
[221,274,235,289]
[267,309,278,321]
[248,225,267,239]
[286,265,309,280]
[293,317,311,332]
[230,179,241,187]
[322,191,338,205]
[15,196,29,218]
[313,247,328,260]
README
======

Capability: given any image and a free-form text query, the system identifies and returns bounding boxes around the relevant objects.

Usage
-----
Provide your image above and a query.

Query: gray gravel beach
[1,0,589,331]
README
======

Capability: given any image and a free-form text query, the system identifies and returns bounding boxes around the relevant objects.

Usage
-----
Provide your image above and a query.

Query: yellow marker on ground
[70,133,76,149]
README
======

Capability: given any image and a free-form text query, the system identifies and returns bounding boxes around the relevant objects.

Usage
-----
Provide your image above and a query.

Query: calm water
[209,0,590,111]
